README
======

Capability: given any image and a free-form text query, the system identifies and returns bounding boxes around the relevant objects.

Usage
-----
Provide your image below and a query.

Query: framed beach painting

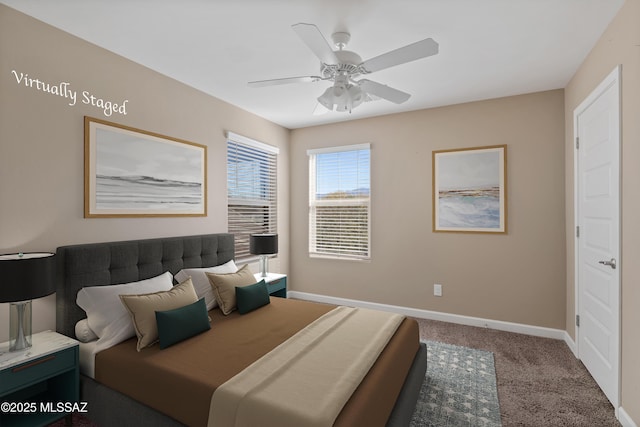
[84,117,207,217]
[432,145,507,233]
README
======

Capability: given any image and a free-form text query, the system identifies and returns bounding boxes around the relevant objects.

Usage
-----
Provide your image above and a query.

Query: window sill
[309,254,371,263]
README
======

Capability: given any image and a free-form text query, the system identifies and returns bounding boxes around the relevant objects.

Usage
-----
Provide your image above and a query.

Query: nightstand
[254,273,287,298]
[0,331,79,427]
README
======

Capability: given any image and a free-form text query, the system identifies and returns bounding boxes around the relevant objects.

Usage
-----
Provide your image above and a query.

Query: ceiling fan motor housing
[321,50,363,79]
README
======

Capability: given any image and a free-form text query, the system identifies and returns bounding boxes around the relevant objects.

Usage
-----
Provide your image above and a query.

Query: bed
[55,233,427,427]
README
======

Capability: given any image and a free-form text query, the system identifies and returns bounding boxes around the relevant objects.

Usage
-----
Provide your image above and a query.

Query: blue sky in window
[316,150,370,197]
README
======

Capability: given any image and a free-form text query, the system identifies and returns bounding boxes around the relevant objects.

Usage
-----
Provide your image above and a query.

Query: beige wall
[0,5,290,342]
[3,2,635,422]
[564,0,640,422]
[290,90,566,329]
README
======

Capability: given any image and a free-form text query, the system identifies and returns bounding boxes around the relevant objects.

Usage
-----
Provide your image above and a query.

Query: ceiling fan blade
[360,38,438,73]
[248,76,322,88]
[359,79,411,104]
[292,23,338,65]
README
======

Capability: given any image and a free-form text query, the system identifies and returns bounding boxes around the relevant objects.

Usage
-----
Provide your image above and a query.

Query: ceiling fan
[248,23,439,113]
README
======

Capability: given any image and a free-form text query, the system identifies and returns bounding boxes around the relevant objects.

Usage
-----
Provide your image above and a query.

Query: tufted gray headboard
[55,233,234,338]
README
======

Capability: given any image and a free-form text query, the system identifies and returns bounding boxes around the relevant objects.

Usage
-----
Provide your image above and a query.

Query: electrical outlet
[434,284,442,297]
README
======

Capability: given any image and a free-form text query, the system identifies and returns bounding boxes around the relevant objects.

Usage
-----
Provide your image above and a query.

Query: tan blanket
[209,306,404,427]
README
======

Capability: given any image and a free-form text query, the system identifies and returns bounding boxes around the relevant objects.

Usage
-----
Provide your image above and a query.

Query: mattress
[94,297,419,427]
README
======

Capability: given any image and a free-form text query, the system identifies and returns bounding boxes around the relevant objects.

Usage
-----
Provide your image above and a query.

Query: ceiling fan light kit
[317,74,365,113]
[248,23,439,114]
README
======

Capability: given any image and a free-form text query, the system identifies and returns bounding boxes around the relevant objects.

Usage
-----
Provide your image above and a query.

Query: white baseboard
[619,407,638,427]
[563,331,578,357]
[288,291,568,341]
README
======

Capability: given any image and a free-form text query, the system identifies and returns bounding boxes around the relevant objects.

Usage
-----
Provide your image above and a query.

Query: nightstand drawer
[267,278,286,293]
[255,273,287,298]
[0,347,76,396]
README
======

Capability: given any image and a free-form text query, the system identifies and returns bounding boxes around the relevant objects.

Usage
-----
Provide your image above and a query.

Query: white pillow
[75,319,98,343]
[76,271,173,352]
[175,260,238,310]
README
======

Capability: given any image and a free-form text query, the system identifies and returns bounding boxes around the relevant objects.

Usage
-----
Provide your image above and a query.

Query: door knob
[598,258,617,269]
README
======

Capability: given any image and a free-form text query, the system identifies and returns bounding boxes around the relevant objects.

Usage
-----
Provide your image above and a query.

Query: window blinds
[227,132,278,259]
[308,144,370,260]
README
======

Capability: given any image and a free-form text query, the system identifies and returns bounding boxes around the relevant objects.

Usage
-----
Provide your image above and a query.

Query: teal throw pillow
[155,298,210,349]
[235,280,270,314]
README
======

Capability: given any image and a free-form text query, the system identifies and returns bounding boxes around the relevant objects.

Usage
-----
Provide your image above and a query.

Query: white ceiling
[1,0,625,129]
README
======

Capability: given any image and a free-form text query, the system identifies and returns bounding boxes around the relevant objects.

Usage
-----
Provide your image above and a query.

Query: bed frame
[55,233,426,426]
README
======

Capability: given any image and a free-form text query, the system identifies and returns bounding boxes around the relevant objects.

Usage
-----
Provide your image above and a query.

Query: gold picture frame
[84,116,207,218]
[432,145,507,233]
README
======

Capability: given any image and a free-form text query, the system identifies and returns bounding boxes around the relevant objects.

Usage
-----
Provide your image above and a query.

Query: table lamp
[0,252,55,351]
[249,234,278,278]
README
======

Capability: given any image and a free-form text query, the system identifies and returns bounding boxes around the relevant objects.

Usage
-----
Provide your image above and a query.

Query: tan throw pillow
[120,278,198,351]
[206,264,256,315]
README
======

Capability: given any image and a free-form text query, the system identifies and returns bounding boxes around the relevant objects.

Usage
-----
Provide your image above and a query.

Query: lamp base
[259,255,269,278]
[9,301,32,352]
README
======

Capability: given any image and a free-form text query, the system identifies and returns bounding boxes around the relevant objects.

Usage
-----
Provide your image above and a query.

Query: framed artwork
[84,116,207,217]
[432,145,507,233]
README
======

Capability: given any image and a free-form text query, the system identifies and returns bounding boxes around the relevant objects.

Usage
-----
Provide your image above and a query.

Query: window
[308,144,370,260]
[227,132,278,259]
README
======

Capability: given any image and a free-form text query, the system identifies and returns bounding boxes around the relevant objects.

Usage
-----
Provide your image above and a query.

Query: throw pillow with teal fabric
[155,298,210,349]
[235,280,270,314]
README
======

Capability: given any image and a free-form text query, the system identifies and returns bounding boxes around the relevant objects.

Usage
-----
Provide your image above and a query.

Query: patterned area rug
[411,341,502,427]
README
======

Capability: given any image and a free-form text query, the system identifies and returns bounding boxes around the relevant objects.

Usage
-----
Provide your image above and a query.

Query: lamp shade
[0,252,56,302]
[249,234,278,255]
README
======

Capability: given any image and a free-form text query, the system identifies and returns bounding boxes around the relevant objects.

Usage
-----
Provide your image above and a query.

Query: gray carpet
[411,341,502,427]
[414,317,620,427]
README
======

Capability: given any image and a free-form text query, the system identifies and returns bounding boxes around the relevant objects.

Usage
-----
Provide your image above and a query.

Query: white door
[574,65,620,409]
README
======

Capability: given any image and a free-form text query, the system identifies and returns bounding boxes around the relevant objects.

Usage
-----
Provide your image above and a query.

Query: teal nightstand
[254,273,287,298]
[0,331,79,427]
